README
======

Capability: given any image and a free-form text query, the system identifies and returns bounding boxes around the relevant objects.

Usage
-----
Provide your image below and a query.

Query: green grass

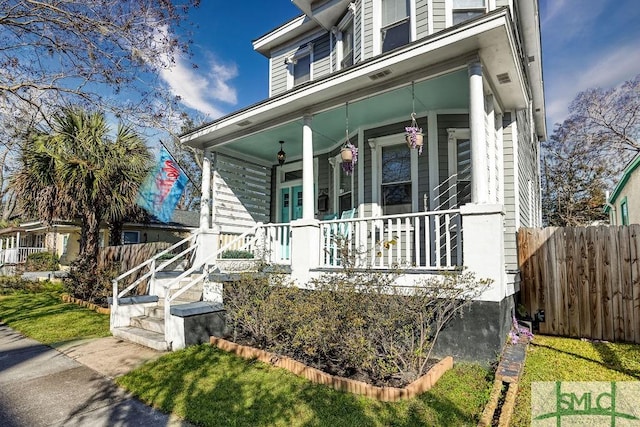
[512,335,640,426]
[0,282,111,344]
[117,344,492,427]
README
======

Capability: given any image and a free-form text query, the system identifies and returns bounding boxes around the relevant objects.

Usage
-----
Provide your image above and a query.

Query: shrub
[24,252,59,272]
[224,269,490,386]
[0,276,52,294]
[221,250,254,259]
[63,258,120,306]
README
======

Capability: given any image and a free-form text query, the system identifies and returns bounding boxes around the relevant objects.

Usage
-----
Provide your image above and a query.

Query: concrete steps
[117,274,205,350]
[111,326,169,351]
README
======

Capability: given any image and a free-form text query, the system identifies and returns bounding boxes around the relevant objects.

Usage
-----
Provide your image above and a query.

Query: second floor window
[381,0,410,53]
[452,0,486,25]
[293,54,311,86]
[341,22,354,68]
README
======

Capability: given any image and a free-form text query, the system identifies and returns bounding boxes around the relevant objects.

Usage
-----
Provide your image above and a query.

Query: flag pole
[157,139,198,188]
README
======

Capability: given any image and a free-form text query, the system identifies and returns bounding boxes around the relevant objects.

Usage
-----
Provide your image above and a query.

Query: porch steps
[113,276,206,351]
[111,326,169,351]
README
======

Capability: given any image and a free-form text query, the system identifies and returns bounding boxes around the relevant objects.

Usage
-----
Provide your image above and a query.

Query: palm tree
[13,107,151,279]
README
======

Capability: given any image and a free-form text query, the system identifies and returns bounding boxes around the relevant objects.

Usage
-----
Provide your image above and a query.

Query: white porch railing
[319,210,462,270]
[257,223,291,264]
[112,232,199,309]
[0,247,47,265]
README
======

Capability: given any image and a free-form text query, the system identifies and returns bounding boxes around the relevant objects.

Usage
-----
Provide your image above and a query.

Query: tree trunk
[79,210,101,276]
[109,221,123,246]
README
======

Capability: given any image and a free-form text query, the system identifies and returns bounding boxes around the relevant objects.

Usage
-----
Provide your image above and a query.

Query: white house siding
[502,112,518,270]
[432,0,446,33]
[416,0,430,39]
[362,0,374,59]
[354,0,363,63]
[213,154,271,234]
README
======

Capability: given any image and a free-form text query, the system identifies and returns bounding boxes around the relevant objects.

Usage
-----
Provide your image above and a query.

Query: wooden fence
[518,226,640,344]
[99,242,170,293]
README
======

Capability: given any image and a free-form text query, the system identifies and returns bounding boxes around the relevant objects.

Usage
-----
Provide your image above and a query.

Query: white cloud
[545,42,640,126]
[151,25,238,119]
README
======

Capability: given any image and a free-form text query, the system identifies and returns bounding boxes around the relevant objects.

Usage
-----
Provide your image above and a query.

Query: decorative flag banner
[137,147,188,223]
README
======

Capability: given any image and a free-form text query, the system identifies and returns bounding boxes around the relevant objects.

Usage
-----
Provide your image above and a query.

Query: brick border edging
[61,294,110,315]
[210,336,453,402]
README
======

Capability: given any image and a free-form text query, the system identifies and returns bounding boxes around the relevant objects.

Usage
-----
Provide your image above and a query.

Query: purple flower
[405,126,423,155]
[341,142,358,176]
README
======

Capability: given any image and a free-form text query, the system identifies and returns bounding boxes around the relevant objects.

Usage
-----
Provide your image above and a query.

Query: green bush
[63,259,120,306]
[220,250,254,259]
[0,276,52,294]
[224,270,490,386]
[24,252,59,272]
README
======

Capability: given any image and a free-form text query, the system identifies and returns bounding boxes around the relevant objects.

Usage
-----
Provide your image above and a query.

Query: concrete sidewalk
[0,324,190,427]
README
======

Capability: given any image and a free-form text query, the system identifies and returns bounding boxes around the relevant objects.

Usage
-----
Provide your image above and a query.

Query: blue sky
[162,0,640,134]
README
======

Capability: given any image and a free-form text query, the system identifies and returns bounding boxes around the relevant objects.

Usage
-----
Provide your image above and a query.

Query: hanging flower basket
[405,113,424,155]
[341,141,358,176]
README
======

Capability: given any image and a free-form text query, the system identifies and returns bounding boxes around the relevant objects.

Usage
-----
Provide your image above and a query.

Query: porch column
[197,148,219,267]
[468,61,488,204]
[302,114,314,220]
[200,148,212,230]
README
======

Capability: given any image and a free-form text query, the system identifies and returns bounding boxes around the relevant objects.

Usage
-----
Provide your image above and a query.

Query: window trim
[336,11,355,70]
[286,43,314,89]
[447,128,471,209]
[373,0,415,56]
[620,197,629,226]
[370,134,419,216]
[445,0,490,27]
[330,153,355,214]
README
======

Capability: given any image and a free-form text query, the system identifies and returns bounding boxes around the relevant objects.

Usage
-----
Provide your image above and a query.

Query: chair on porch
[324,208,357,267]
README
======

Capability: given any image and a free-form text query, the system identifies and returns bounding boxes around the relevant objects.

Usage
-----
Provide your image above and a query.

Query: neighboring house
[112,0,546,360]
[606,153,640,225]
[0,210,199,268]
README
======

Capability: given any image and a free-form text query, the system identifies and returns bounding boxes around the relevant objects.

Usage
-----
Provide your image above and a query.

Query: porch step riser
[112,327,168,351]
[130,316,165,334]
[145,306,165,318]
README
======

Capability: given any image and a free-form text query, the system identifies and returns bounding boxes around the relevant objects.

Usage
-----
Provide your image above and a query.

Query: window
[381,144,412,214]
[452,0,486,25]
[381,0,410,53]
[341,21,354,68]
[122,231,140,245]
[447,128,471,208]
[293,54,311,86]
[621,198,629,225]
[339,162,353,212]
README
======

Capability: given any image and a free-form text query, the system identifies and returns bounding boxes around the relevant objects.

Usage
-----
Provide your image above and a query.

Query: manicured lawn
[0,282,111,344]
[117,344,492,427]
[512,335,640,426]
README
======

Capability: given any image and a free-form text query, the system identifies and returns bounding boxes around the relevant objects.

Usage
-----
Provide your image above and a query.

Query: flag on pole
[137,147,188,223]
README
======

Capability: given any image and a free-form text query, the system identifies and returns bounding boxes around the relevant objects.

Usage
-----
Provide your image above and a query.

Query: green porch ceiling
[218,69,469,163]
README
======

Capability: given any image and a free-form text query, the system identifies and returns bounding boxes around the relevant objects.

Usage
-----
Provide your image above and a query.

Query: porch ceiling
[217,70,469,164]
[183,8,531,162]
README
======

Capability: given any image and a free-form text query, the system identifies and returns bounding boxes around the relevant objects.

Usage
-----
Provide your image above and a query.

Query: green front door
[280,185,303,258]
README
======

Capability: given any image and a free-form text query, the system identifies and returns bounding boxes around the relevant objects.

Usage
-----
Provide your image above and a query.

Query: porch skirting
[431,296,515,364]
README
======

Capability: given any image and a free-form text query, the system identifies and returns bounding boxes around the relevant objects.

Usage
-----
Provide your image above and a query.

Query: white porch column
[302,114,314,220]
[468,61,488,204]
[197,148,219,267]
[200,148,212,230]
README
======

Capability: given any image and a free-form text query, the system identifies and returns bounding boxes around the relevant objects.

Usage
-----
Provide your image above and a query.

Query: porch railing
[319,210,462,270]
[257,223,291,264]
[0,247,48,265]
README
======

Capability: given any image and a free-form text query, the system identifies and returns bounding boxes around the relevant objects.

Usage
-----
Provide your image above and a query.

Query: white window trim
[445,0,490,27]
[336,12,355,71]
[447,128,470,209]
[373,0,415,56]
[286,43,314,90]
[370,134,419,215]
[329,153,355,213]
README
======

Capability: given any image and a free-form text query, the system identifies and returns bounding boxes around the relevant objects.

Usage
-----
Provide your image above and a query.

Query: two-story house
[111,0,546,361]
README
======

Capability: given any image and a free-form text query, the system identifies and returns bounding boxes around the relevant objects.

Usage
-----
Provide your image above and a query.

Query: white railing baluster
[435,214,441,268]
[445,213,452,267]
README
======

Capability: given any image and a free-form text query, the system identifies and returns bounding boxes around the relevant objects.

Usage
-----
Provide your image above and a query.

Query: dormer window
[286,43,314,89]
[452,0,487,25]
[294,54,311,85]
[381,0,410,53]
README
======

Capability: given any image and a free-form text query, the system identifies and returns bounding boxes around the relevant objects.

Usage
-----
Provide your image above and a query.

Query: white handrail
[112,232,199,309]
